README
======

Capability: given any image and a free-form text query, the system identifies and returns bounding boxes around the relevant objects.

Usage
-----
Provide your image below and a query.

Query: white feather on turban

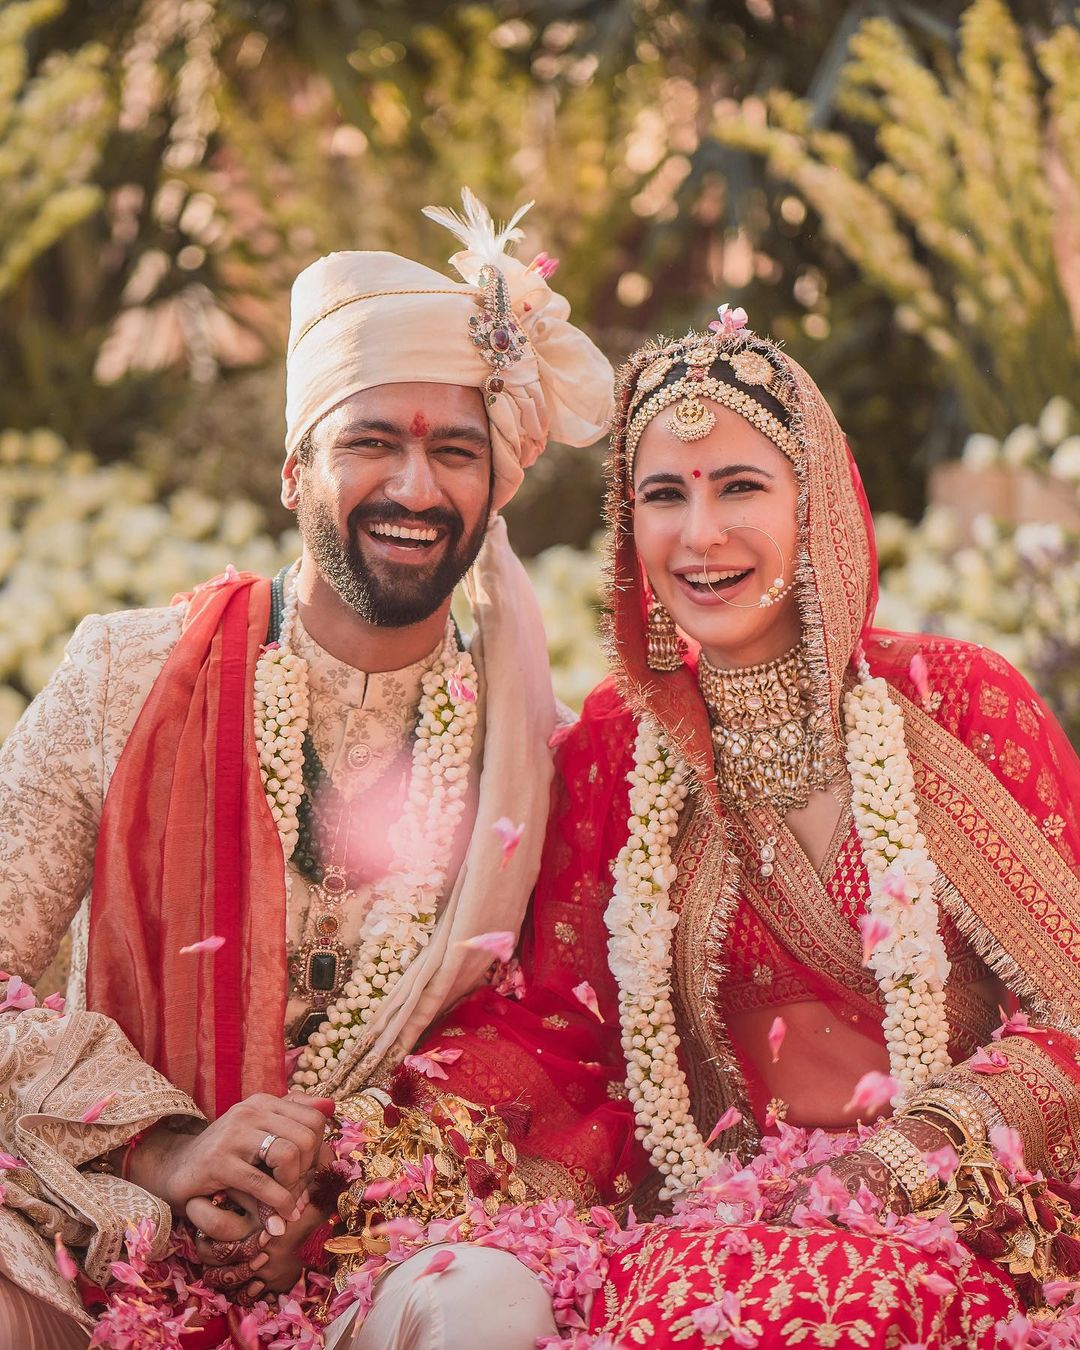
[284,192,614,509]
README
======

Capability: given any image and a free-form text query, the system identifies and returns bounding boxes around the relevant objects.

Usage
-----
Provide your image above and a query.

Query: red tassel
[494,1100,532,1141]
[1051,1232,1080,1276]
[296,1221,335,1270]
[464,1157,500,1199]
[390,1067,429,1110]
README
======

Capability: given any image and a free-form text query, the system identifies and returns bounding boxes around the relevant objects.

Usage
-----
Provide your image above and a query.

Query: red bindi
[691,469,701,479]
[408,412,430,438]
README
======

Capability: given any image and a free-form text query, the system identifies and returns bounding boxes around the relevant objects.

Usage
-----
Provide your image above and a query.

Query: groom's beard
[296,492,489,628]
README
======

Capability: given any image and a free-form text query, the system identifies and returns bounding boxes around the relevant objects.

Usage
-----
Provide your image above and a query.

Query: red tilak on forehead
[691,469,702,479]
[409,412,430,438]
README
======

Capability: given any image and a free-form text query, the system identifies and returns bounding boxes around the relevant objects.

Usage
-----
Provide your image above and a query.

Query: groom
[0,195,611,1346]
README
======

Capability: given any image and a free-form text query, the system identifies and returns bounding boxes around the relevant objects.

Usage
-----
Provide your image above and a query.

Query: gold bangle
[862,1128,939,1210]
[903,1085,989,1146]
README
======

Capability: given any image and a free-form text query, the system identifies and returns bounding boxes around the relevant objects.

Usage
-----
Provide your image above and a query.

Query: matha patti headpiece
[624,306,800,476]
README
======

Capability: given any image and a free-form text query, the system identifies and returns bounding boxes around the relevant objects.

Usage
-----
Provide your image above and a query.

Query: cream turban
[285,192,614,509]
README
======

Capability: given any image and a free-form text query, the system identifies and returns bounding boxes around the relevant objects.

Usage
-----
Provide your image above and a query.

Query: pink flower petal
[879,865,910,904]
[418,1249,456,1277]
[492,817,525,871]
[969,1046,1010,1074]
[42,992,65,1013]
[990,1123,1025,1176]
[237,1312,262,1350]
[768,1015,786,1064]
[992,1008,1047,1042]
[844,1071,900,1117]
[363,1178,400,1203]
[995,1313,1035,1350]
[909,651,931,704]
[0,976,37,1013]
[404,1054,450,1081]
[707,303,749,336]
[529,252,560,281]
[178,934,226,955]
[0,1152,26,1172]
[447,673,476,705]
[572,981,603,1022]
[80,1092,118,1124]
[54,1232,78,1281]
[459,930,516,964]
[1043,1278,1080,1309]
[923,1145,959,1184]
[705,1106,743,1147]
[858,913,892,964]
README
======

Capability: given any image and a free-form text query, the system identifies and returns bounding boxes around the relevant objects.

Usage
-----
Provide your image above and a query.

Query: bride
[394,307,1080,1345]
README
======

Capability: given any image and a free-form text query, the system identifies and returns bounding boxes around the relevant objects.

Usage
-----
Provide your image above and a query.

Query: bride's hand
[190,1188,333,1299]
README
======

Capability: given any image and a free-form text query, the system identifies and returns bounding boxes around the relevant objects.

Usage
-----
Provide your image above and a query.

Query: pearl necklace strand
[605,672,950,1197]
[252,566,479,1089]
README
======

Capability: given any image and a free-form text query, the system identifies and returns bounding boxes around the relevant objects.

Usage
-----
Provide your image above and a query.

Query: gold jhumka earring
[646,598,687,671]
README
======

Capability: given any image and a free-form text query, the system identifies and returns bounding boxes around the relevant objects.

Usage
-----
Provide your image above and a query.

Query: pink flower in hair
[708,303,749,336]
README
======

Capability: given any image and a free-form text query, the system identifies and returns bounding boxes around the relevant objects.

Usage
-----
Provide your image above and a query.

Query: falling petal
[879,864,910,904]
[80,1093,118,1124]
[418,1249,456,1278]
[990,1123,1025,1176]
[492,818,525,870]
[178,935,226,955]
[0,1152,26,1171]
[705,1106,743,1147]
[858,913,892,964]
[909,651,931,704]
[572,981,604,1022]
[459,930,516,964]
[42,992,65,1013]
[923,1145,959,1184]
[54,1232,78,1281]
[768,1016,786,1064]
[843,1071,900,1117]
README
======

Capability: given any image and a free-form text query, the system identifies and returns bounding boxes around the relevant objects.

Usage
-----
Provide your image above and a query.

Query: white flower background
[2,400,1080,746]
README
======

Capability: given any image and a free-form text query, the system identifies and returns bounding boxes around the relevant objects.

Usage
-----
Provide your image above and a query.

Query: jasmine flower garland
[606,672,950,1197]
[252,565,479,1089]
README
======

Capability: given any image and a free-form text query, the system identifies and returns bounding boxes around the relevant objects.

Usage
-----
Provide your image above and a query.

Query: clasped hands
[128,1090,337,1301]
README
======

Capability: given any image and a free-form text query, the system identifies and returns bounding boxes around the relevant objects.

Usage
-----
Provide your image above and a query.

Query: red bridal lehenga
[398,327,1080,1348]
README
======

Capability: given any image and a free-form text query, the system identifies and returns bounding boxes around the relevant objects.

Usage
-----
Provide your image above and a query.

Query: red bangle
[120,1130,147,1182]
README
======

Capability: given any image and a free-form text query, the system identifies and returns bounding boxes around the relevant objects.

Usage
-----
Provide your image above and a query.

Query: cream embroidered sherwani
[0,599,557,1347]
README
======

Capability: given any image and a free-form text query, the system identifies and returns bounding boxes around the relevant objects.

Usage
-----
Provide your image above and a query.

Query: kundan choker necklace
[697,642,840,815]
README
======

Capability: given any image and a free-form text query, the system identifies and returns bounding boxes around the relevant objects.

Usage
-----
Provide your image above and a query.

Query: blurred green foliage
[0,0,1075,547]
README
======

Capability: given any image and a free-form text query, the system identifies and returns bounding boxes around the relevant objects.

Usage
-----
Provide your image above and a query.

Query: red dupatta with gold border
[85,574,288,1120]
[416,340,1080,1206]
